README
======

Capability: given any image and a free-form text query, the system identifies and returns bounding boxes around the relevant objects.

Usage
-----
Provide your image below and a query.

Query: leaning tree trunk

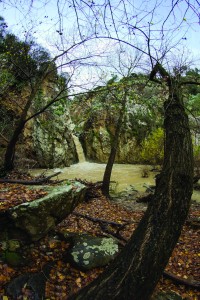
[101,115,123,197]
[69,79,194,300]
[102,95,126,197]
[4,119,26,171]
[101,140,119,197]
[3,88,38,171]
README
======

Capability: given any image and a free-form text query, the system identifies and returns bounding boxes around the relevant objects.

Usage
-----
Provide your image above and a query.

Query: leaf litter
[0,181,199,299]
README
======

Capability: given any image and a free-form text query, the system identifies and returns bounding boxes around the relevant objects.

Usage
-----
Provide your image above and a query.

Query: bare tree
[63,1,198,299]
[1,1,199,299]
[101,48,143,197]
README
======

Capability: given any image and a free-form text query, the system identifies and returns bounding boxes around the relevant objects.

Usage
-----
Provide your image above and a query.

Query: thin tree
[101,49,143,197]
[101,84,127,197]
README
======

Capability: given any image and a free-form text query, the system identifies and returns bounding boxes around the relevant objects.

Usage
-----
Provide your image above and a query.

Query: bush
[193,142,200,160]
[141,127,164,165]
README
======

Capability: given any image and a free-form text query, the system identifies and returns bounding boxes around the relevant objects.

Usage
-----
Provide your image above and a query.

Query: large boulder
[5,263,54,299]
[7,182,86,241]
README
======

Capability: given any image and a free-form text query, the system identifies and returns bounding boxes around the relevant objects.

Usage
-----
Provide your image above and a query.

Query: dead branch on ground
[0,172,63,185]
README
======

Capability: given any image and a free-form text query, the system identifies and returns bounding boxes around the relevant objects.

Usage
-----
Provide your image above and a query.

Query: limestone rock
[69,234,119,270]
[33,111,78,168]
[8,182,86,241]
[80,113,141,163]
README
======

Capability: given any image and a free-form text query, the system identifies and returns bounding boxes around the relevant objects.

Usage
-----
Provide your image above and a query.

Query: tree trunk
[4,119,26,171]
[69,80,194,299]
[101,134,120,197]
[3,87,38,171]
[101,95,126,197]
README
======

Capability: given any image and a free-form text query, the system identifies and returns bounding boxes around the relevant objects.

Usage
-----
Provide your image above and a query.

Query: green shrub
[193,141,200,164]
[141,127,164,165]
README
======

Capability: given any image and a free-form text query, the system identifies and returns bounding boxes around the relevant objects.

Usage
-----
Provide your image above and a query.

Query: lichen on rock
[69,235,119,270]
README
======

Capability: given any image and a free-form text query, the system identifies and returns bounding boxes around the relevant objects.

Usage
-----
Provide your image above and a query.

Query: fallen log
[74,179,102,200]
[72,212,130,243]
[0,172,62,185]
[73,212,131,228]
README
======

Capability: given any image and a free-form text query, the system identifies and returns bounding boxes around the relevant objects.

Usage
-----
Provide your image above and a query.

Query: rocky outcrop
[2,182,86,241]
[0,84,78,169]
[80,112,141,163]
[32,108,78,168]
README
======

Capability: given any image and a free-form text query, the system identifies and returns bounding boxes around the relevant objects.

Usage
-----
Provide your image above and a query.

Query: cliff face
[32,107,78,168]
[79,110,142,163]
[69,77,161,164]
[0,87,78,169]
[28,79,78,168]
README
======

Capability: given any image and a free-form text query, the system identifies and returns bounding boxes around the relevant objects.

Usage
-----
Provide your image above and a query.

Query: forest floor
[0,174,199,300]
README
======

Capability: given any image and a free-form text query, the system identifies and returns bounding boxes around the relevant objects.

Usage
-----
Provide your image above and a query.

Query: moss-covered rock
[69,234,119,270]
[8,182,86,241]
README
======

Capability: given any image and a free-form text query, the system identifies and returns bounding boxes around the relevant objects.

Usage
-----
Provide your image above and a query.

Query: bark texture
[102,94,126,197]
[69,78,194,300]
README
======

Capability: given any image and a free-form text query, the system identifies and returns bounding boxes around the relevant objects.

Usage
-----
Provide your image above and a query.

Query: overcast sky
[1,0,199,89]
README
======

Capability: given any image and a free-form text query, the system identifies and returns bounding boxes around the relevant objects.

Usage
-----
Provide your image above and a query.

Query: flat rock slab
[7,182,86,241]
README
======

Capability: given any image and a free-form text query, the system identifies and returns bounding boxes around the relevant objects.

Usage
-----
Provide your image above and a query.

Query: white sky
[0,0,199,89]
